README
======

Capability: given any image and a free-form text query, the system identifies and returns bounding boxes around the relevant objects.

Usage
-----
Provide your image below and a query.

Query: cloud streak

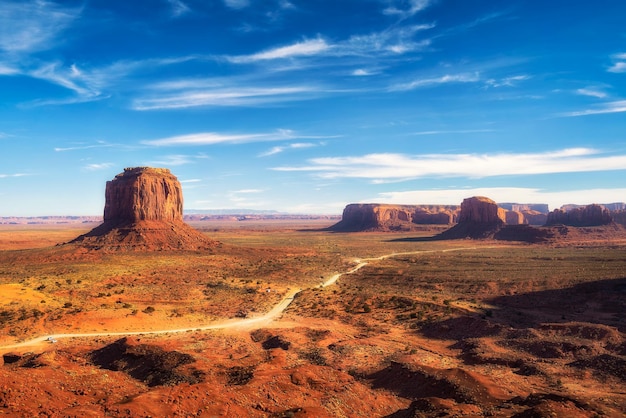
[562,100,626,117]
[274,148,626,181]
[133,85,318,110]
[0,1,80,53]
[390,72,480,91]
[259,142,318,157]
[143,129,302,146]
[608,52,626,73]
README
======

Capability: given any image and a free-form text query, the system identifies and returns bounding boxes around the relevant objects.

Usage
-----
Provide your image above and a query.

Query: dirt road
[0,246,487,351]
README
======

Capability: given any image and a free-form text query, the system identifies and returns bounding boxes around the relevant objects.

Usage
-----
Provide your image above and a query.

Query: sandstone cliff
[545,204,613,227]
[71,167,216,251]
[104,167,183,223]
[458,196,506,225]
[437,196,555,242]
[329,204,459,232]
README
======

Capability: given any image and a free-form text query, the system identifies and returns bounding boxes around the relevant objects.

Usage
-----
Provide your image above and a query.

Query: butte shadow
[69,167,218,251]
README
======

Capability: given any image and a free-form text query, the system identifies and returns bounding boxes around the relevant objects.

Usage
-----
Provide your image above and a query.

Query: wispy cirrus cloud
[146,154,209,166]
[274,148,626,181]
[607,52,626,73]
[143,129,302,146]
[133,85,318,110]
[54,141,119,152]
[389,72,480,91]
[83,163,114,171]
[0,173,29,179]
[224,0,250,9]
[0,1,80,54]
[411,129,495,135]
[226,24,434,65]
[167,0,190,17]
[575,87,608,99]
[382,0,431,19]
[259,142,318,157]
[485,74,530,88]
[226,38,330,63]
[562,100,626,117]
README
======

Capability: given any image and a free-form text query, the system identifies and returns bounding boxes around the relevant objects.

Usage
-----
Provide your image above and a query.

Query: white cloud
[146,154,197,166]
[390,72,480,91]
[259,142,317,157]
[0,1,80,53]
[608,52,626,73]
[608,62,626,73]
[83,163,114,171]
[485,75,531,88]
[133,86,317,110]
[375,187,626,211]
[167,0,190,17]
[0,173,28,179]
[224,0,250,9]
[227,39,330,63]
[54,141,116,152]
[383,0,431,19]
[226,24,434,65]
[412,129,495,135]
[575,88,608,98]
[273,148,626,181]
[143,129,299,146]
[563,100,626,117]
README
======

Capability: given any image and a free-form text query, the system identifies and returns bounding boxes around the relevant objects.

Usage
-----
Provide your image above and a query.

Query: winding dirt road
[0,246,485,351]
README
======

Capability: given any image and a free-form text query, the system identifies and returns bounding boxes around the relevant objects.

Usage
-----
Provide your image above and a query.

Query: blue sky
[1,0,626,216]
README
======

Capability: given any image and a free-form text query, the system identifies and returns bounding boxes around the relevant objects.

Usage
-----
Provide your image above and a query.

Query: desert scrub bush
[299,347,327,366]
[143,306,155,314]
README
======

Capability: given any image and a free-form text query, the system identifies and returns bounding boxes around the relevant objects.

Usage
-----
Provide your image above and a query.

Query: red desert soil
[1,221,626,417]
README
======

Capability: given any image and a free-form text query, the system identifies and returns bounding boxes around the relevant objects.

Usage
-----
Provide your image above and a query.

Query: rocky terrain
[70,167,217,251]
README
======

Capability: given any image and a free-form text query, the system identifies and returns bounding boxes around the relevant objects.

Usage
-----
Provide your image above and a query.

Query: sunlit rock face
[104,167,183,223]
[329,203,459,231]
[546,204,613,227]
[458,196,505,225]
[71,167,216,251]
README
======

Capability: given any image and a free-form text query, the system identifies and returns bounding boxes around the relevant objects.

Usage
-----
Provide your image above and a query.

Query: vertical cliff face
[458,197,506,225]
[71,167,216,251]
[329,204,459,231]
[104,167,183,223]
[546,204,613,226]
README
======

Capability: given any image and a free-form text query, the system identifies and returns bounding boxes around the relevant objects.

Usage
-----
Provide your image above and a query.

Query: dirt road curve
[0,247,485,351]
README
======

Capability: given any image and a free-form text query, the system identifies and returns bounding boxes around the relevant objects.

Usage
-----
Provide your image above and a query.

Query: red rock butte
[71,167,216,251]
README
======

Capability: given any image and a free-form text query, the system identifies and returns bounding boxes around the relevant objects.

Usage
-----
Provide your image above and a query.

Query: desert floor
[0,220,625,417]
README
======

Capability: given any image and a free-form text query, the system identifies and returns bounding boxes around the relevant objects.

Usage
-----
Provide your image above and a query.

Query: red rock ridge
[546,204,613,227]
[329,204,459,231]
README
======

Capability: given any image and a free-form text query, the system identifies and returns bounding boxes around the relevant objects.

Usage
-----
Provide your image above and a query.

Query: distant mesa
[546,204,613,227]
[332,197,626,243]
[70,167,217,251]
[328,203,459,232]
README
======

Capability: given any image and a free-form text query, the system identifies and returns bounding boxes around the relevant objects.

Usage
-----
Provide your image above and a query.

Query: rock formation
[435,196,553,242]
[71,167,216,251]
[520,210,548,226]
[545,204,613,227]
[458,196,506,225]
[504,210,525,225]
[328,204,459,231]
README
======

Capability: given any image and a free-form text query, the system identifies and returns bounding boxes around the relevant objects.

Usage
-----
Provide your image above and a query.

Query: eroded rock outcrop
[458,196,506,225]
[329,204,459,231]
[71,167,216,251]
[104,167,183,223]
[546,204,613,227]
